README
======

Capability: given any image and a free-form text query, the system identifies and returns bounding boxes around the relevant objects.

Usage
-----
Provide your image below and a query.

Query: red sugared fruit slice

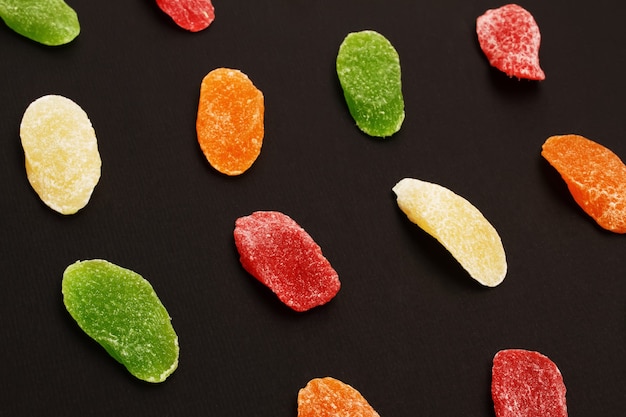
[476,4,545,80]
[492,349,568,417]
[156,0,215,32]
[234,211,340,312]
[542,134,626,233]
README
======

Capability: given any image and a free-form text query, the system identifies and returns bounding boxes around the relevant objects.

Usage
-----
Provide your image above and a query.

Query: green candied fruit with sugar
[336,30,405,138]
[62,259,179,383]
[0,0,80,46]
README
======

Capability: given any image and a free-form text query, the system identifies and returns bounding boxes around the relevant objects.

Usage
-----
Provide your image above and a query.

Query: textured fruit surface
[476,4,545,80]
[542,134,626,233]
[393,178,507,287]
[234,211,340,312]
[0,0,79,45]
[62,260,179,383]
[336,30,404,137]
[197,68,264,175]
[492,349,568,417]
[156,0,215,32]
[298,377,380,417]
[20,95,101,215]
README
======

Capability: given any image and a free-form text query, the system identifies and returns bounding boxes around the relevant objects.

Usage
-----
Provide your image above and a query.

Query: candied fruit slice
[393,178,507,287]
[492,349,568,417]
[542,134,626,233]
[156,0,215,32]
[336,30,405,137]
[0,0,79,46]
[62,260,179,383]
[196,68,264,176]
[476,4,545,80]
[234,211,340,312]
[20,95,101,215]
[298,377,380,417]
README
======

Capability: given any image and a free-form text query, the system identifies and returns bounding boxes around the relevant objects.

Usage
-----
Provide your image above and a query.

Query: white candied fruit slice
[393,178,507,287]
[20,95,101,214]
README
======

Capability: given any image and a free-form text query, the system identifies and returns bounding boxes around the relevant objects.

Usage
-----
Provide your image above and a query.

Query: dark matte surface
[1,1,625,416]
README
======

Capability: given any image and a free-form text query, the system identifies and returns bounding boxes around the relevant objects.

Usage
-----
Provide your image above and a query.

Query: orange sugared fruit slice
[196,68,264,176]
[298,377,380,417]
[541,134,626,233]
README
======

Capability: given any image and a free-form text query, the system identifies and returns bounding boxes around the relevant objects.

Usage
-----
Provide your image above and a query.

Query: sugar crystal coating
[393,178,507,287]
[62,260,179,383]
[542,134,626,233]
[336,30,405,137]
[492,349,568,417]
[298,377,380,417]
[197,68,264,176]
[0,0,79,45]
[476,4,545,80]
[234,211,340,312]
[156,0,215,32]
[20,95,101,215]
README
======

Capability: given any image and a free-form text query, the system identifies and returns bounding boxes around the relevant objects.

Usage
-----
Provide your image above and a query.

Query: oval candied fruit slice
[196,68,264,176]
[492,349,568,417]
[336,30,405,137]
[541,134,626,233]
[20,95,101,215]
[476,4,545,80]
[298,377,380,417]
[393,178,507,287]
[0,0,80,46]
[62,259,179,383]
[234,211,340,312]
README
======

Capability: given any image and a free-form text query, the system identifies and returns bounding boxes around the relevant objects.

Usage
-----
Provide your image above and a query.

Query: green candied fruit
[62,260,179,383]
[0,0,80,46]
[336,30,405,138]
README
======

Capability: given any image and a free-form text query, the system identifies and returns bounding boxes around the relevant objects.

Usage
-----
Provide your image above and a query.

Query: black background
[1,1,625,416]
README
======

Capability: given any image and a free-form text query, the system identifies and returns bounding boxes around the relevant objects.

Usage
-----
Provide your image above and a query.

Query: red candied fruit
[156,0,215,32]
[476,4,545,80]
[234,211,340,312]
[492,349,568,417]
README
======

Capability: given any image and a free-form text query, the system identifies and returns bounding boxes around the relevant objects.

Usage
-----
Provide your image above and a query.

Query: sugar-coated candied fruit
[196,68,264,176]
[476,4,545,80]
[156,0,215,32]
[336,30,405,137]
[298,377,380,417]
[542,134,626,233]
[234,211,340,312]
[393,178,507,287]
[0,0,79,45]
[492,349,568,417]
[20,95,101,215]
[62,259,179,383]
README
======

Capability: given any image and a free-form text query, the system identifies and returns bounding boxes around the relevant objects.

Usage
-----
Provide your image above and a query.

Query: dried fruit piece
[542,134,626,233]
[298,377,380,417]
[20,95,101,215]
[0,0,79,46]
[156,0,215,32]
[492,349,568,417]
[234,211,340,312]
[393,178,506,287]
[476,4,545,80]
[196,68,264,176]
[62,260,179,383]
[336,30,405,137]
